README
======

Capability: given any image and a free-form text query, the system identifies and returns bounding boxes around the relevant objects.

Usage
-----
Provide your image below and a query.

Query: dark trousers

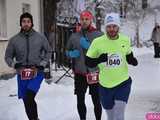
[153,43,160,57]
[77,93,102,120]
[74,74,102,120]
[23,90,38,120]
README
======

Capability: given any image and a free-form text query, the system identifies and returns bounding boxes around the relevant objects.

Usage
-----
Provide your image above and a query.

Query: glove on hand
[66,49,80,58]
[98,53,108,63]
[80,37,90,49]
[14,63,22,69]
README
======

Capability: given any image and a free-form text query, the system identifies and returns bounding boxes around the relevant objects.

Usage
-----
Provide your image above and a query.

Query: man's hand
[14,63,22,69]
[80,37,90,49]
[66,50,80,58]
[98,53,108,63]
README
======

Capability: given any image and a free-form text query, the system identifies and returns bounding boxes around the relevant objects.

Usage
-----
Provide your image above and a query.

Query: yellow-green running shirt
[86,33,132,88]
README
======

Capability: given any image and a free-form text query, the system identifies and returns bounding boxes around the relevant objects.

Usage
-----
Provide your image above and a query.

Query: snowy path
[0,47,160,120]
[126,47,160,120]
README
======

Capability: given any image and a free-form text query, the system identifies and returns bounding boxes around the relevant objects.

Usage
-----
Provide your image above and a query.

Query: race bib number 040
[106,54,122,68]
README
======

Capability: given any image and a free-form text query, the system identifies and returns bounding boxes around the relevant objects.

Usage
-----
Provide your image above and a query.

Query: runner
[5,12,51,120]
[86,12,138,120]
[66,10,103,120]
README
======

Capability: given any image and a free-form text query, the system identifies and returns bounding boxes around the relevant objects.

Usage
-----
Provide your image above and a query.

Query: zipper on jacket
[25,34,29,65]
[81,30,89,72]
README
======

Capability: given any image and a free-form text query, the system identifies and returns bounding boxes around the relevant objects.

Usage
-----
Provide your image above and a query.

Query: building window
[22,3,31,13]
[0,0,7,39]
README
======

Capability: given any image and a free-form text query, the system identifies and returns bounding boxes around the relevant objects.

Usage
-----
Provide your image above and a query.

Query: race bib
[106,54,122,68]
[20,68,37,80]
[86,72,99,84]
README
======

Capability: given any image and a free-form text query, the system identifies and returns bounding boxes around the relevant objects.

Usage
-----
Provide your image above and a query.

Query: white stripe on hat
[105,13,120,27]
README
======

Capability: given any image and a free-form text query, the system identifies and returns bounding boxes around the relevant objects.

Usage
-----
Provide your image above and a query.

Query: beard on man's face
[21,25,32,32]
[107,30,119,38]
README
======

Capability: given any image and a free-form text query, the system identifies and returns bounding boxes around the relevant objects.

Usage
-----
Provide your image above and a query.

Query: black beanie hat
[20,12,33,26]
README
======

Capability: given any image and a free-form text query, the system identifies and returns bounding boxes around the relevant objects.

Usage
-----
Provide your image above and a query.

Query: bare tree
[114,0,146,47]
[126,0,160,47]
[43,0,60,37]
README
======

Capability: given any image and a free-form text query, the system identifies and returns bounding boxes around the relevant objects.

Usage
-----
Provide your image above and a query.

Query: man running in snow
[86,13,138,120]
[66,10,103,120]
[5,12,51,120]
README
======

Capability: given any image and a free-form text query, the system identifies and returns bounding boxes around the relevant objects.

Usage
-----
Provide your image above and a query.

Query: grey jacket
[151,29,160,44]
[5,29,51,69]
[66,30,103,74]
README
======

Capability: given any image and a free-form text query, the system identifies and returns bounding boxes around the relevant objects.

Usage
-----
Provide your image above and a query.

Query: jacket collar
[20,29,35,37]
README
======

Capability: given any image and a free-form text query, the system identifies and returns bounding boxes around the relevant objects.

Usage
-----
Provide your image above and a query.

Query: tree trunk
[136,24,142,48]
[43,0,59,38]
[95,7,101,31]
[142,0,148,9]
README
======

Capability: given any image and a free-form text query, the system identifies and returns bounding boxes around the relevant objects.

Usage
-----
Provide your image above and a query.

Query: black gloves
[14,63,22,69]
[85,53,108,68]
[36,66,44,71]
[86,52,138,68]
[98,53,108,63]
[98,52,138,66]
[126,52,138,66]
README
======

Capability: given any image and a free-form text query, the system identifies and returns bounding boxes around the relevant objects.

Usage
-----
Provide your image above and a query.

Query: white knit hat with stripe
[104,13,120,27]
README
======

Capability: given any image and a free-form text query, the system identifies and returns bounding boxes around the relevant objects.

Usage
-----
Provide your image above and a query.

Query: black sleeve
[126,52,138,66]
[5,39,15,68]
[85,53,108,68]
[85,56,100,68]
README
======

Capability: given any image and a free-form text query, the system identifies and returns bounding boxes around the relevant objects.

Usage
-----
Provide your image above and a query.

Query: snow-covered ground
[0,47,160,120]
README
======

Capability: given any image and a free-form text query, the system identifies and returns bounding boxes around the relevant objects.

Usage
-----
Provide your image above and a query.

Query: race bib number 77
[20,68,37,80]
